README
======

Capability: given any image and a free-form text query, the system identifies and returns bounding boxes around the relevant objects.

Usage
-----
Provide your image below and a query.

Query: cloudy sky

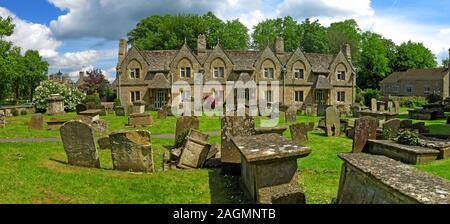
[0,0,449,82]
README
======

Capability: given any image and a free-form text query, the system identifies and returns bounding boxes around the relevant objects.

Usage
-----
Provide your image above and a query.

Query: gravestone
[157,109,168,119]
[76,104,88,115]
[132,100,146,114]
[109,130,154,172]
[221,115,256,174]
[352,116,378,153]
[325,106,341,137]
[47,118,67,131]
[97,137,111,149]
[387,101,394,113]
[0,116,5,129]
[379,103,386,112]
[28,114,44,130]
[285,106,298,123]
[393,101,401,113]
[290,123,309,146]
[46,94,65,115]
[400,120,413,129]
[177,129,211,169]
[351,105,361,118]
[114,106,125,116]
[60,121,100,168]
[175,116,199,145]
[128,113,154,127]
[371,98,377,112]
[413,122,429,134]
[383,119,401,134]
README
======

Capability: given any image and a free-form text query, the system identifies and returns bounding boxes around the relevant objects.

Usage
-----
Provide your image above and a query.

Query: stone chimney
[344,44,352,63]
[275,37,284,55]
[79,71,85,81]
[118,39,127,63]
[197,34,207,56]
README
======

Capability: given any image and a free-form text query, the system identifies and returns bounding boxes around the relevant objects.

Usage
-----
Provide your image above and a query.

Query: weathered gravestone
[132,100,146,114]
[76,104,88,115]
[290,123,309,146]
[383,119,401,135]
[128,113,154,127]
[46,94,65,115]
[109,130,154,172]
[400,120,413,129]
[60,121,100,168]
[221,115,256,174]
[97,137,111,149]
[393,101,401,113]
[351,105,361,118]
[285,106,298,123]
[175,116,199,145]
[371,98,377,112]
[177,129,211,169]
[325,106,340,137]
[413,122,429,134]
[28,114,44,130]
[352,116,378,153]
[157,109,168,119]
[387,101,394,113]
[114,106,126,116]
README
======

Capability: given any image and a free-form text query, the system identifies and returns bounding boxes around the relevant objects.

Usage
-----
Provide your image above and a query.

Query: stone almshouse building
[115,35,356,115]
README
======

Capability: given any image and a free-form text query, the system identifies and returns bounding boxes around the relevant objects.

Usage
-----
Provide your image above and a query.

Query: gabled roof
[304,53,334,73]
[140,50,178,71]
[315,75,332,89]
[381,68,449,84]
[225,50,259,71]
[148,73,171,89]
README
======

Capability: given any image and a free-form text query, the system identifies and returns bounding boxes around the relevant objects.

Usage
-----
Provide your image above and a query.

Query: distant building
[381,50,450,99]
[49,71,74,86]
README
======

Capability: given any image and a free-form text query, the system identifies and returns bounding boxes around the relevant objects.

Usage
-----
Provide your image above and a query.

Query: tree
[442,58,449,68]
[22,50,49,101]
[128,12,249,51]
[357,32,391,89]
[33,80,85,112]
[79,69,110,97]
[393,41,437,71]
[327,19,361,63]
[252,16,302,51]
[299,19,330,53]
[0,16,14,39]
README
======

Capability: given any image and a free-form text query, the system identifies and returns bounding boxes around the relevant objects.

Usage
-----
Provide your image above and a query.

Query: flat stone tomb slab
[255,126,288,135]
[232,133,311,204]
[337,153,450,204]
[368,140,440,165]
[47,119,67,131]
[419,139,450,160]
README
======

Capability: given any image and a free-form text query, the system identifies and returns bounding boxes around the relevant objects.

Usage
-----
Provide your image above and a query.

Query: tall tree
[22,50,49,101]
[327,19,361,63]
[79,69,110,97]
[357,32,391,89]
[393,41,437,71]
[299,19,330,53]
[252,16,302,51]
[442,58,449,68]
[128,12,249,51]
[0,16,14,39]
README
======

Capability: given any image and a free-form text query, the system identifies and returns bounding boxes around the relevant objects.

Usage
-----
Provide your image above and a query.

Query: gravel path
[0,131,220,143]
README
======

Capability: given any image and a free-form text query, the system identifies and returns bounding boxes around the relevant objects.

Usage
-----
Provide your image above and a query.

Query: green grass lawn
[0,111,449,204]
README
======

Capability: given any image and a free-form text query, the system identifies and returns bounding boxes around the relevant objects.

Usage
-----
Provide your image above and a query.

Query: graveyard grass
[0,112,449,204]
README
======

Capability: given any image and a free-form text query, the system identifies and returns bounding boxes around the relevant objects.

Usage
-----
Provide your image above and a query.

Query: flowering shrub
[33,81,85,112]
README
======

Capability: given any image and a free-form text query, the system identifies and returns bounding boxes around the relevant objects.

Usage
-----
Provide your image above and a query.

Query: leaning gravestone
[285,106,298,123]
[371,98,377,112]
[221,115,256,174]
[109,130,154,172]
[352,116,378,153]
[28,114,44,130]
[325,106,341,137]
[175,116,199,145]
[177,129,211,169]
[290,123,309,146]
[60,121,100,168]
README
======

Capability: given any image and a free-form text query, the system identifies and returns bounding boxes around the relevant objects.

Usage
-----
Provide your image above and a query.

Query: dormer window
[337,71,346,81]
[213,67,225,78]
[130,68,140,79]
[180,67,191,78]
[294,69,305,79]
[264,68,274,79]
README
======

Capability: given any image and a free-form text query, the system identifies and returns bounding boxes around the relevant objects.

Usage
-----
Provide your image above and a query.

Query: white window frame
[130,91,141,102]
[129,68,140,79]
[263,68,274,79]
[213,67,225,78]
[180,67,191,78]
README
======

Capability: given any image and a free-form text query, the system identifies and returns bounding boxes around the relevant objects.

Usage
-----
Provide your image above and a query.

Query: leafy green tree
[0,16,14,39]
[252,16,302,51]
[442,58,449,68]
[128,12,249,50]
[393,41,437,71]
[299,19,330,53]
[357,32,391,89]
[327,19,361,63]
[22,50,49,101]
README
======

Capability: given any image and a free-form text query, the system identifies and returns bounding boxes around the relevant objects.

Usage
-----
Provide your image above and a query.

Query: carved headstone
[290,123,309,146]
[109,130,154,172]
[28,114,44,130]
[60,121,100,168]
[175,116,199,145]
[128,113,154,127]
[371,98,377,112]
[325,106,341,137]
[177,129,211,169]
[76,104,88,115]
[352,116,378,153]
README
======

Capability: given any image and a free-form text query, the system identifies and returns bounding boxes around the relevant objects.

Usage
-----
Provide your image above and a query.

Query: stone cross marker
[175,116,199,145]
[60,121,100,168]
[325,106,340,137]
[28,114,44,130]
[371,98,377,112]
[109,130,154,172]
[352,116,378,153]
[290,123,309,146]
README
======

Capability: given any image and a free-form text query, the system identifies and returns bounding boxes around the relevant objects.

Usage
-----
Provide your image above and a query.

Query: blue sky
[0,0,449,81]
